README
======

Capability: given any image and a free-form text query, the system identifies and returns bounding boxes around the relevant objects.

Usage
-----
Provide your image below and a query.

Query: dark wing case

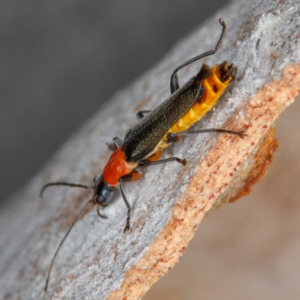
[123,75,204,162]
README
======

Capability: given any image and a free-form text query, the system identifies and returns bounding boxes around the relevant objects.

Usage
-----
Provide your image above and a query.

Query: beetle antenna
[40,182,93,198]
[45,198,95,292]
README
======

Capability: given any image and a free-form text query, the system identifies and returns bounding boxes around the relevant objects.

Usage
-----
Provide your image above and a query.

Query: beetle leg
[139,150,186,166]
[107,136,124,151]
[167,128,246,140]
[113,137,123,148]
[139,156,186,167]
[170,18,226,94]
[119,180,132,233]
[97,206,107,219]
[136,110,151,121]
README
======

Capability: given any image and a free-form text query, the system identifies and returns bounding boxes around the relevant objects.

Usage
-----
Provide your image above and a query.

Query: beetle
[41,18,245,291]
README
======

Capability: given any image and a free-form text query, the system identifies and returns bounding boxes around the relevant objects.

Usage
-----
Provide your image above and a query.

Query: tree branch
[0,0,300,299]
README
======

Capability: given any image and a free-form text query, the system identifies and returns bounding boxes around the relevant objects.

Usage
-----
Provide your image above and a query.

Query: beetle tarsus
[124,221,131,233]
[97,207,108,219]
[235,130,247,139]
[177,158,187,166]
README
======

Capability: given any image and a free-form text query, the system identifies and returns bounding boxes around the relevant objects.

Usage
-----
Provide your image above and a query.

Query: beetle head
[93,174,113,206]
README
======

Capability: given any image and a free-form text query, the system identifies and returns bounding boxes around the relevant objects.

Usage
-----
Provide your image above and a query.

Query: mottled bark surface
[0,0,299,299]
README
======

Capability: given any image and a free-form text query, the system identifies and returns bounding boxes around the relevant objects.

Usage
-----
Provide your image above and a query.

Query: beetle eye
[94,177,113,206]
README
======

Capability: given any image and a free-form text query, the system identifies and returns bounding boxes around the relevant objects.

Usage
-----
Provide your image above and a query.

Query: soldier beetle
[41,18,245,291]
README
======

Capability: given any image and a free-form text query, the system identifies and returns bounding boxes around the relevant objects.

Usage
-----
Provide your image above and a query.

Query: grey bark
[0,0,299,299]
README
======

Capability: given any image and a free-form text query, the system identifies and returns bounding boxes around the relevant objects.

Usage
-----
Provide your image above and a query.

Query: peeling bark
[0,0,299,299]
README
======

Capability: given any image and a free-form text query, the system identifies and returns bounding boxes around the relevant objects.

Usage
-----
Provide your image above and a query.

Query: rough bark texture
[0,0,299,299]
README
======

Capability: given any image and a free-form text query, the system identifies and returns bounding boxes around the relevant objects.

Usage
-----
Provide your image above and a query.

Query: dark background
[2,2,300,299]
[0,1,230,204]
